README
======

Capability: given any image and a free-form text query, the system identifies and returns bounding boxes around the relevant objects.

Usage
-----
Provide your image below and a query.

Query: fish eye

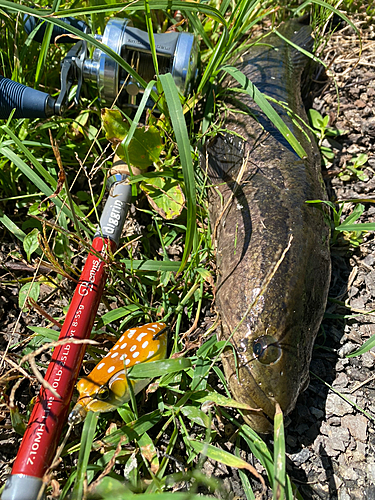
[96,387,110,401]
[252,335,281,365]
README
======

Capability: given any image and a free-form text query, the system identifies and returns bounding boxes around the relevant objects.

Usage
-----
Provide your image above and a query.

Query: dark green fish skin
[203,20,331,433]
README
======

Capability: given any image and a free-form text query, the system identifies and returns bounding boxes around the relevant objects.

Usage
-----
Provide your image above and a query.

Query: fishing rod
[2,170,132,500]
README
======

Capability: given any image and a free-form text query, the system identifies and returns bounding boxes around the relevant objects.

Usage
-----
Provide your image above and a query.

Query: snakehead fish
[203,20,331,433]
[69,322,167,423]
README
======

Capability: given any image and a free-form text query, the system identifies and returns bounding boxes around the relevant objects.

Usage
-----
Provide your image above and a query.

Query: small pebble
[342,414,368,442]
[310,407,324,420]
[325,393,356,417]
[337,343,358,358]
[288,447,311,466]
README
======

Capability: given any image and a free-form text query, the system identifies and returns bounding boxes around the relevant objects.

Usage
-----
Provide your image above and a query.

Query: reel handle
[0,75,56,119]
[24,15,89,43]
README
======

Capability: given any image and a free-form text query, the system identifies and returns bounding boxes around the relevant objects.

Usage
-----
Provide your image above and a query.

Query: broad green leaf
[23,228,40,262]
[138,432,160,474]
[69,110,97,140]
[308,108,324,129]
[19,282,40,311]
[140,177,185,219]
[353,153,368,166]
[102,108,129,142]
[117,405,135,425]
[120,125,163,169]
[181,405,211,428]
[89,476,132,498]
[128,358,192,379]
[102,108,163,169]
[10,405,26,436]
[91,475,215,500]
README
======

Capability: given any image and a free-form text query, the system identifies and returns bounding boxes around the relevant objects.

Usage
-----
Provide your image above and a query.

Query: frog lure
[69,322,167,423]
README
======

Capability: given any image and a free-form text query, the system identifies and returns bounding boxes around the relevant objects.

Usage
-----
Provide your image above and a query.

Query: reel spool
[82,18,199,108]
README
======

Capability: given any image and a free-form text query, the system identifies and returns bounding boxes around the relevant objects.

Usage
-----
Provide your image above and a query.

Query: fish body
[69,322,167,423]
[204,21,331,433]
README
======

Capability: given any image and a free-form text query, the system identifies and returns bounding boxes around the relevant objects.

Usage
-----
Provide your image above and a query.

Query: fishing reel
[0,15,199,119]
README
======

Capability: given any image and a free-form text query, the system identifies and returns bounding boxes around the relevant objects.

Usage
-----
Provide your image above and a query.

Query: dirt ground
[1,12,375,500]
[284,14,375,500]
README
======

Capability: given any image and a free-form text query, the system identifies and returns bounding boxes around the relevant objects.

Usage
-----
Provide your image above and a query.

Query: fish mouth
[242,408,275,434]
[221,349,284,434]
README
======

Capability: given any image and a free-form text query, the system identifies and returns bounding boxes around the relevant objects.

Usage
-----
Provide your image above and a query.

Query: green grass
[0,1,367,499]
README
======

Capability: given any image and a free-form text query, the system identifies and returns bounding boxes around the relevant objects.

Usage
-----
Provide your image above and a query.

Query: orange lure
[69,322,167,423]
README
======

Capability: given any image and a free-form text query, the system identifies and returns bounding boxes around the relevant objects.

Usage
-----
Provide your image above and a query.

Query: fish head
[221,291,316,434]
[69,322,167,424]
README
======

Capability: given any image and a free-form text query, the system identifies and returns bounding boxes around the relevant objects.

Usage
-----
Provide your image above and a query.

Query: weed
[339,153,369,182]
[306,199,374,247]
[307,108,346,165]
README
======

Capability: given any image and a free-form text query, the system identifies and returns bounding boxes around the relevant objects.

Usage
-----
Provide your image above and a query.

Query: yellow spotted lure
[69,322,168,423]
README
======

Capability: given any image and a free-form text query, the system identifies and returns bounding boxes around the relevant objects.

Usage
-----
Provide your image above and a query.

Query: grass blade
[128,358,192,379]
[235,436,256,500]
[228,0,261,45]
[53,1,227,26]
[294,0,360,38]
[273,404,286,500]
[346,334,375,358]
[197,32,228,93]
[190,440,266,490]
[71,411,99,500]
[159,73,196,272]
[1,125,57,187]
[335,223,375,232]
[144,0,159,76]
[121,80,157,168]
[221,65,306,158]
[0,208,28,243]
[0,146,91,234]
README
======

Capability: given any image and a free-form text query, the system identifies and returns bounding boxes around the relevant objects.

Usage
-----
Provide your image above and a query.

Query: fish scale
[203,20,331,433]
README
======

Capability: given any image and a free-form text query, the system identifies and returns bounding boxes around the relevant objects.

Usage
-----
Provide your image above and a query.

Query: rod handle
[0,76,56,119]
[24,14,89,44]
